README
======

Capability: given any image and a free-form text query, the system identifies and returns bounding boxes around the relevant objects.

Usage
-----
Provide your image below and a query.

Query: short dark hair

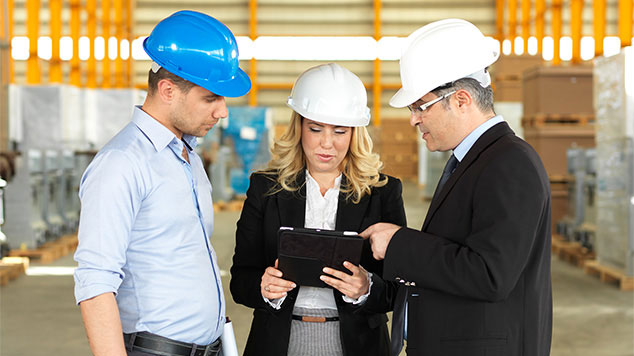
[431,75,495,113]
[147,67,196,96]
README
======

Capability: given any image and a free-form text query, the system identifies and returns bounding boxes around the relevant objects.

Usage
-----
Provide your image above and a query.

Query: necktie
[390,284,408,356]
[435,154,458,194]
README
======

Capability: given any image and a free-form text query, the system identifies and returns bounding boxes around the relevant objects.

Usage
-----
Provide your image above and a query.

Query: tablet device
[277,227,364,288]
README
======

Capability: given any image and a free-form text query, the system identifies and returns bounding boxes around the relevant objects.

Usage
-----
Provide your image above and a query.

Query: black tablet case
[277,227,364,288]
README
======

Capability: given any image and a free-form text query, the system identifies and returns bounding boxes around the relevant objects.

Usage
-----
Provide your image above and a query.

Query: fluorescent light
[60,36,73,60]
[38,36,52,60]
[378,36,406,60]
[132,36,149,60]
[604,36,621,57]
[542,36,554,61]
[514,37,524,55]
[580,37,594,61]
[11,36,29,60]
[560,36,573,61]
[502,39,512,55]
[120,39,130,60]
[94,36,105,60]
[108,37,118,60]
[235,36,253,60]
[527,37,538,55]
[79,36,90,60]
[254,36,377,60]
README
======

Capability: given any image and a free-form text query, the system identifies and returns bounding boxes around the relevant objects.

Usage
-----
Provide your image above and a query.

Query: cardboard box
[493,79,522,102]
[380,119,418,143]
[381,152,417,180]
[522,65,594,116]
[491,54,543,80]
[523,125,595,177]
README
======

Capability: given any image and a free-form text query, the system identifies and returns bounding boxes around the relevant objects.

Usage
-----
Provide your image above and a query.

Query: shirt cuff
[262,294,286,310]
[342,272,373,305]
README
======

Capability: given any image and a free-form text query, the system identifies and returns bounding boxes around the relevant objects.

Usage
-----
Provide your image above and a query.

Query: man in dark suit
[360,19,553,356]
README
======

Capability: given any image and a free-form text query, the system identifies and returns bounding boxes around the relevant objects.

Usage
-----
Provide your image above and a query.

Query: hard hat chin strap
[464,68,491,88]
[151,61,162,74]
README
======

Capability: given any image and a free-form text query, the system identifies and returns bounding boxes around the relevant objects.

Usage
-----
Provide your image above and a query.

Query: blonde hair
[261,112,387,203]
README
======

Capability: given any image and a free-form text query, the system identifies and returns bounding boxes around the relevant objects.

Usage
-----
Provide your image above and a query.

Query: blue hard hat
[143,10,251,97]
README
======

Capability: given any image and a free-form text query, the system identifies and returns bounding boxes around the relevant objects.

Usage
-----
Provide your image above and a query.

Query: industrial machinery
[44,150,64,239]
[0,177,8,257]
[556,147,597,250]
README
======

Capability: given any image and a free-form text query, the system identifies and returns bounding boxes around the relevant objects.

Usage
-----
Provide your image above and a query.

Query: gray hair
[431,77,495,113]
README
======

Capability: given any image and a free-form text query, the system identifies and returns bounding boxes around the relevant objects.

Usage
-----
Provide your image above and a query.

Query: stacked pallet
[9,234,78,264]
[521,64,595,233]
[0,257,29,286]
[377,119,418,181]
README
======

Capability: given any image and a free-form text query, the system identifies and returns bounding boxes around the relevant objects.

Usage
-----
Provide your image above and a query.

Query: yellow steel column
[0,0,7,85]
[248,0,257,106]
[552,0,562,65]
[114,0,124,88]
[26,0,41,84]
[126,0,134,87]
[102,0,111,88]
[86,0,97,88]
[7,0,14,82]
[49,0,62,83]
[373,0,381,126]
[619,0,633,47]
[69,0,81,86]
[536,0,545,54]
[508,0,517,53]
[571,0,583,63]
[521,0,530,51]
[496,0,505,43]
[594,0,606,57]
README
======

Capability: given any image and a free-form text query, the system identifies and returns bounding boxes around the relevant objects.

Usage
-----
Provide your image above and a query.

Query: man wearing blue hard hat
[73,10,250,356]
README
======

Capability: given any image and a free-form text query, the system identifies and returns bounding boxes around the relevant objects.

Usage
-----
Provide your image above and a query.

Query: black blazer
[385,122,552,356]
[230,171,406,356]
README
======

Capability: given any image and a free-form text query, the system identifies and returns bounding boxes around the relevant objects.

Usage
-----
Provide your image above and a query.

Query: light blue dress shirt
[405,115,505,340]
[74,106,225,345]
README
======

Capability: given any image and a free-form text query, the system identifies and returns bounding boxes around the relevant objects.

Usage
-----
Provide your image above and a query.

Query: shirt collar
[132,106,198,152]
[453,115,504,162]
[305,170,342,193]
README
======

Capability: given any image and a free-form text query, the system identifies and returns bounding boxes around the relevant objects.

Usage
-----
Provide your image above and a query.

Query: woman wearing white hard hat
[230,63,406,356]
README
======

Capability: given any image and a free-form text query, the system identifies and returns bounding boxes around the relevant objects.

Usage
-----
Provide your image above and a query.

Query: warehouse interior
[1,0,634,355]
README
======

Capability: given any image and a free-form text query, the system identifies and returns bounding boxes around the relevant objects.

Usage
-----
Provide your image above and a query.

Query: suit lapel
[277,170,307,228]
[422,122,514,230]
[335,176,370,232]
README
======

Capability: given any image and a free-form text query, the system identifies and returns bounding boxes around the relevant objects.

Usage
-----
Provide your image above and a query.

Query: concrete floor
[1,182,633,356]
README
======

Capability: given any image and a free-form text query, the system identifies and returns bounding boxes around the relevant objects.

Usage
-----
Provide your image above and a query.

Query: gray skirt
[287,307,344,356]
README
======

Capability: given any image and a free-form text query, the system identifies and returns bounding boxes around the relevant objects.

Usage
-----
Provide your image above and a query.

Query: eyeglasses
[407,90,457,114]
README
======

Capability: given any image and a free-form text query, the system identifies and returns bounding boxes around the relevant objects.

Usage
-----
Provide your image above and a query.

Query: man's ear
[156,78,176,103]
[454,89,473,110]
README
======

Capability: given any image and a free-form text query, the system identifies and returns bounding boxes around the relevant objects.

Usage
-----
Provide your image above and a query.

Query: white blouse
[266,170,370,310]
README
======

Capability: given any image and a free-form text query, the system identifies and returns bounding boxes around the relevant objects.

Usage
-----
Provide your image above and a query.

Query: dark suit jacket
[385,122,552,356]
[230,171,406,356]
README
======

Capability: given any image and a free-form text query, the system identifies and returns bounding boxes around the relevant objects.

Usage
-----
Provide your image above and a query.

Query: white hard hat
[390,19,500,108]
[287,63,370,127]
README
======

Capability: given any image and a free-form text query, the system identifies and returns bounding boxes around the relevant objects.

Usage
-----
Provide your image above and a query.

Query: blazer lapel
[277,170,307,228]
[422,122,514,230]
[335,176,370,232]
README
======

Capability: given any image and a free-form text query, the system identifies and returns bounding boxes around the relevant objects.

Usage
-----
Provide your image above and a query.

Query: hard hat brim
[205,68,252,98]
[287,103,370,127]
[389,87,423,108]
